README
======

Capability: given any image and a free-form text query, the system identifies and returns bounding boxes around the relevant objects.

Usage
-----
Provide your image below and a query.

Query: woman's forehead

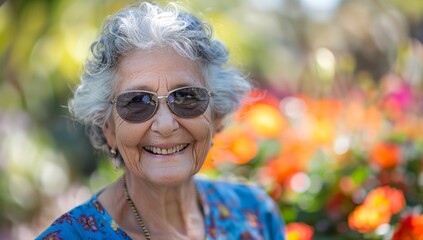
[115,49,205,92]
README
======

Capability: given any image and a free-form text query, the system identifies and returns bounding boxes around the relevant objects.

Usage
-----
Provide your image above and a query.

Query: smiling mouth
[143,144,189,155]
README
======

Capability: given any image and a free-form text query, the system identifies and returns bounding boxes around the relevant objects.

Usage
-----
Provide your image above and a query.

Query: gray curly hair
[69,2,251,156]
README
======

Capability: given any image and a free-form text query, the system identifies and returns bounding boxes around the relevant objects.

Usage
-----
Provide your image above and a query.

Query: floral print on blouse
[36,177,285,239]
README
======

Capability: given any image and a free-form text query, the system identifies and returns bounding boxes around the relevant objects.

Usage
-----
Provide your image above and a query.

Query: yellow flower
[243,104,286,138]
[111,220,119,231]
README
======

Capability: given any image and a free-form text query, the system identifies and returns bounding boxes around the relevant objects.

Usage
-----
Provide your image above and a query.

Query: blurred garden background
[1,0,423,239]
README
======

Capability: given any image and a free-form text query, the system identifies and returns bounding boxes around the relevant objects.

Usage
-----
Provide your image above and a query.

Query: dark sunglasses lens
[115,92,157,122]
[168,87,210,117]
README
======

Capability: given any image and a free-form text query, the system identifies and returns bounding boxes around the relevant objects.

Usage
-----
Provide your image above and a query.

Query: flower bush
[2,0,423,239]
[201,70,423,238]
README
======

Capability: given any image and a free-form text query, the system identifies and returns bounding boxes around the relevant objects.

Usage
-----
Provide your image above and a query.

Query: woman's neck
[99,173,205,240]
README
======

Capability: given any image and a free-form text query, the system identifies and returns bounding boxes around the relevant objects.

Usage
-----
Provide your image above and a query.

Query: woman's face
[103,49,215,186]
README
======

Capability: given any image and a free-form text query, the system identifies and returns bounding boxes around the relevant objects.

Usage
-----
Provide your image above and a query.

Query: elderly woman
[37,2,285,240]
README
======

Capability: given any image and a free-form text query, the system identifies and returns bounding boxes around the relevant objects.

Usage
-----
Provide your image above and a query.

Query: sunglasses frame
[111,86,212,123]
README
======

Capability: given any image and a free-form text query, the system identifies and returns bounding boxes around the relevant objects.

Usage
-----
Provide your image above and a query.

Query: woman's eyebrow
[171,83,201,89]
[120,84,154,92]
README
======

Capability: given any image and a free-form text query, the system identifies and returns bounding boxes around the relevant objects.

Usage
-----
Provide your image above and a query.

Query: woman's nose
[150,102,179,136]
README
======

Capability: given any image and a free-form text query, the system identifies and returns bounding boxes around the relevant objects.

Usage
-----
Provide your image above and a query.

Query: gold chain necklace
[122,176,204,240]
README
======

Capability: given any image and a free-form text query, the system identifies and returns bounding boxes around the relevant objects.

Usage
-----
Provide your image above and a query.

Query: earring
[110,148,117,157]
[110,148,122,170]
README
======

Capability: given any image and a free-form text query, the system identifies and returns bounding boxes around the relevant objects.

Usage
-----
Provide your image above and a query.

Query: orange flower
[344,100,366,130]
[230,133,259,164]
[362,106,384,145]
[203,126,258,167]
[290,97,342,145]
[393,214,423,240]
[348,186,406,233]
[264,154,301,185]
[236,90,281,115]
[369,142,401,169]
[348,204,391,233]
[343,100,383,144]
[308,99,342,126]
[364,186,405,215]
[394,116,423,140]
[263,139,314,185]
[285,222,314,240]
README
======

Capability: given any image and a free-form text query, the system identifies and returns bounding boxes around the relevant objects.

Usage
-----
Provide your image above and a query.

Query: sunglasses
[111,86,212,123]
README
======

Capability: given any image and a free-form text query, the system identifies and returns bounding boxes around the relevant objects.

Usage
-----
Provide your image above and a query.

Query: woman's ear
[102,120,117,149]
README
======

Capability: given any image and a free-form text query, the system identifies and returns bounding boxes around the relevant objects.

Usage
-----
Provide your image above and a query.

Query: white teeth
[144,144,188,155]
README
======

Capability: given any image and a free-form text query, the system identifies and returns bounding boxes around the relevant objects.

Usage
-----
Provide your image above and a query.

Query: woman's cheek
[192,117,214,171]
[115,122,148,147]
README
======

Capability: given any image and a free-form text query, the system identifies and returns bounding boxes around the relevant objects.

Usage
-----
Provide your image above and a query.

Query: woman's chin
[145,169,194,187]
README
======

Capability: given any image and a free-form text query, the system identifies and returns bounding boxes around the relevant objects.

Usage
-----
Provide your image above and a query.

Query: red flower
[393,214,423,240]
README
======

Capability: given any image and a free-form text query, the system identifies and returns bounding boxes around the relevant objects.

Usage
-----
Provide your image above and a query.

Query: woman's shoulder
[195,176,286,239]
[35,193,127,240]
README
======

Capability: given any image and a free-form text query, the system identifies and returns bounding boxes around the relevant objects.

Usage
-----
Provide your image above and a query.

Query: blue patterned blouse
[36,177,285,239]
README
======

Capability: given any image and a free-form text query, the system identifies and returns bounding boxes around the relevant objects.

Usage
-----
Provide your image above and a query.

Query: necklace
[122,176,152,240]
[122,176,204,240]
